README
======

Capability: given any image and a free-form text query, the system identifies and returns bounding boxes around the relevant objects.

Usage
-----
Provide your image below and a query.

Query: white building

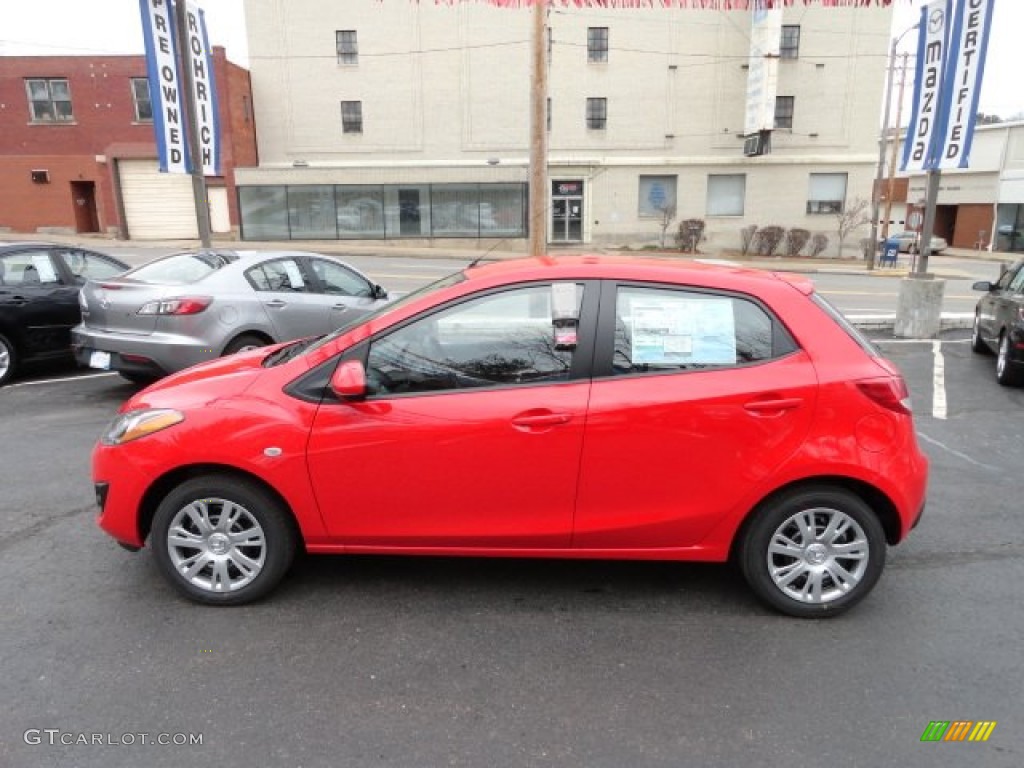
[237,0,893,253]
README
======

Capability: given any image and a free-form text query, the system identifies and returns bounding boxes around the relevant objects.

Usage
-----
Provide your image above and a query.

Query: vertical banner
[183,1,221,176]
[743,7,783,137]
[139,0,189,173]
[936,0,996,169]
[901,0,953,172]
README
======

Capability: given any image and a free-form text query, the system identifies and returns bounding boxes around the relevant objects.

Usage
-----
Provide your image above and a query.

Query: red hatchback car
[93,256,928,617]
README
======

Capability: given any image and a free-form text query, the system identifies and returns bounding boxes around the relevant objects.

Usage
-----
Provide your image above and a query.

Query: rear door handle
[743,397,803,414]
[331,304,347,311]
[264,300,287,309]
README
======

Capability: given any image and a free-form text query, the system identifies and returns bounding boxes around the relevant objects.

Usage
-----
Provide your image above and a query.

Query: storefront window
[239,187,288,240]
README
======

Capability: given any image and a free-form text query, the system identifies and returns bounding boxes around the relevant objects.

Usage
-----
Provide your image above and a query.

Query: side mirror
[373,284,388,300]
[330,359,367,400]
[971,280,994,292]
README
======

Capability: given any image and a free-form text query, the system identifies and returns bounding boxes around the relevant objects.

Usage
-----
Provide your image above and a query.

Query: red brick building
[0,50,257,239]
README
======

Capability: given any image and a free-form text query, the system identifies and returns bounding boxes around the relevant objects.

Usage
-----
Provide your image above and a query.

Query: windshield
[298,271,466,357]
[124,251,239,285]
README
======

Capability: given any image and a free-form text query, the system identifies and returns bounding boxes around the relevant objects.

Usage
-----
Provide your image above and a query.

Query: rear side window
[127,252,235,285]
[811,293,879,357]
[245,259,309,293]
[611,286,795,374]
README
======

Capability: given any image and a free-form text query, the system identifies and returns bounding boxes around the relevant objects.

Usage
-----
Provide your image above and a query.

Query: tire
[739,486,886,618]
[151,475,297,605]
[970,313,989,354]
[0,333,16,387]
[223,333,269,356]
[996,332,1024,387]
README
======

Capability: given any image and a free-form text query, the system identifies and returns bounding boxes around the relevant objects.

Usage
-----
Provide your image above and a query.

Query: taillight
[137,297,212,316]
[856,376,912,415]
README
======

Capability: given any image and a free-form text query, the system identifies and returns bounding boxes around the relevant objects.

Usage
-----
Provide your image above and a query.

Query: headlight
[101,409,184,445]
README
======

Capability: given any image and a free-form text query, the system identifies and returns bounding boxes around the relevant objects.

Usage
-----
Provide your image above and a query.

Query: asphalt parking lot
[1,330,1022,767]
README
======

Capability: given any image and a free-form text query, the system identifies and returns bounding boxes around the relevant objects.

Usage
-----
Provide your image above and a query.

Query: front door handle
[511,411,572,431]
[743,397,803,414]
[331,304,347,311]
[264,300,287,309]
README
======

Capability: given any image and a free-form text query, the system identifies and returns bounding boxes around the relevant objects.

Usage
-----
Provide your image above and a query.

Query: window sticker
[283,261,305,289]
[31,254,59,283]
[628,297,736,365]
[551,282,579,320]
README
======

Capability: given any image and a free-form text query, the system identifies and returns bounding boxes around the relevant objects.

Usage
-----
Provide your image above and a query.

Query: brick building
[0,50,257,239]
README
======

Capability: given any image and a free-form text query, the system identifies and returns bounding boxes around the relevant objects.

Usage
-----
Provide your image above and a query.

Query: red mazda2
[92,256,928,617]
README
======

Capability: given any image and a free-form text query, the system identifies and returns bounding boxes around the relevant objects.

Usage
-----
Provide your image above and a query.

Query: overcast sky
[1,0,1020,119]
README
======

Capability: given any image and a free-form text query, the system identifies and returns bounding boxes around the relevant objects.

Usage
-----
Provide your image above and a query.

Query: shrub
[740,225,758,256]
[753,225,785,257]
[784,228,811,258]
[809,233,829,258]
[675,219,706,253]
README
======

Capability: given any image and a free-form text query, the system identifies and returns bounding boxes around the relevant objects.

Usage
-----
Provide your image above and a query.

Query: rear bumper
[72,326,215,376]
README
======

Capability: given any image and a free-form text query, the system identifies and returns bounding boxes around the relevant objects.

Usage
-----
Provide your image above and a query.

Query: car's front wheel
[0,333,16,387]
[151,475,297,605]
[996,332,1023,387]
[971,313,989,354]
[739,486,886,618]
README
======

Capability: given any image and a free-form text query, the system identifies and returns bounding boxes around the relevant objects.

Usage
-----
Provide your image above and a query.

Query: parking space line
[916,431,999,471]
[4,372,118,388]
[932,341,947,420]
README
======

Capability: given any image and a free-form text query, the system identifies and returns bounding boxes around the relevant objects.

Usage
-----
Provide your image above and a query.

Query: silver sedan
[72,249,389,382]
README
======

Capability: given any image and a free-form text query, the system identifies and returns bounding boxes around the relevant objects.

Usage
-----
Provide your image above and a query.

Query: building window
[706,174,746,217]
[638,176,677,218]
[774,96,794,130]
[807,173,848,214]
[336,30,358,65]
[586,97,607,130]
[588,27,609,63]
[131,78,153,122]
[341,101,363,134]
[25,78,73,122]
[780,26,801,59]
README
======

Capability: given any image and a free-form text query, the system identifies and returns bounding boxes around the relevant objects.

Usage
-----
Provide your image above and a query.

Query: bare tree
[740,225,758,256]
[835,197,871,258]
[656,203,677,249]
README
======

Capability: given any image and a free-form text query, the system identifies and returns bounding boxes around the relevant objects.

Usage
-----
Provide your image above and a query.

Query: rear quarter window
[811,293,880,357]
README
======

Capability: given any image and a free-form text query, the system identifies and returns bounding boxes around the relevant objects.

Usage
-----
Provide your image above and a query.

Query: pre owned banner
[139,0,221,175]
[935,0,995,169]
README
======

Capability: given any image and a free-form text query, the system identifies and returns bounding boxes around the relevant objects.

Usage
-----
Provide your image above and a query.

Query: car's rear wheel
[0,333,16,387]
[996,332,1023,387]
[970,313,989,354]
[739,486,886,618]
[223,333,269,356]
[151,475,297,605]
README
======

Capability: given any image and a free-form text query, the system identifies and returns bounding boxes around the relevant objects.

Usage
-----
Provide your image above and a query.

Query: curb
[847,312,973,333]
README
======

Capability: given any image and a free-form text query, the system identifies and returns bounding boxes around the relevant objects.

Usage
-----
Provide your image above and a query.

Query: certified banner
[901,1,953,173]
[935,0,995,169]
[139,0,188,173]
[183,1,221,176]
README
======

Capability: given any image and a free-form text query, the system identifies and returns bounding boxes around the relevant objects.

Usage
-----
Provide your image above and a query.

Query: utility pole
[881,52,909,244]
[174,0,212,248]
[528,0,548,258]
[868,34,898,271]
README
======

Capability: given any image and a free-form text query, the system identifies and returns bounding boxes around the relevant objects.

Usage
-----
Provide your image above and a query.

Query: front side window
[780,25,801,59]
[707,174,746,217]
[774,96,794,130]
[336,30,358,65]
[807,173,848,215]
[131,78,153,122]
[611,286,787,375]
[245,258,309,293]
[588,27,609,62]
[586,97,607,130]
[25,78,73,122]
[366,283,584,396]
[341,101,363,134]
[309,258,372,296]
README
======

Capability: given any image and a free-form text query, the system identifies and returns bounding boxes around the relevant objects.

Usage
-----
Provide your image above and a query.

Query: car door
[304,256,384,330]
[977,261,1022,346]
[0,248,80,358]
[244,257,329,341]
[306,281,596,547]
[573,282,818,549]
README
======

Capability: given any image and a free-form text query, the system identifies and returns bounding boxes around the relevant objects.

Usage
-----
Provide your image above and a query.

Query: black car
[971,258,1024,386]
[0,242,129,386]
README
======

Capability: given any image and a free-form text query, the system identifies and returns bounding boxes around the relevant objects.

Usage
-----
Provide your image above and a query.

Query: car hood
[124,346,277,412]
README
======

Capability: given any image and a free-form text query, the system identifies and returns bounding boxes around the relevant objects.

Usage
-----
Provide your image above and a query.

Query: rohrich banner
[139,0,221,176]
[901,0,996,173]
